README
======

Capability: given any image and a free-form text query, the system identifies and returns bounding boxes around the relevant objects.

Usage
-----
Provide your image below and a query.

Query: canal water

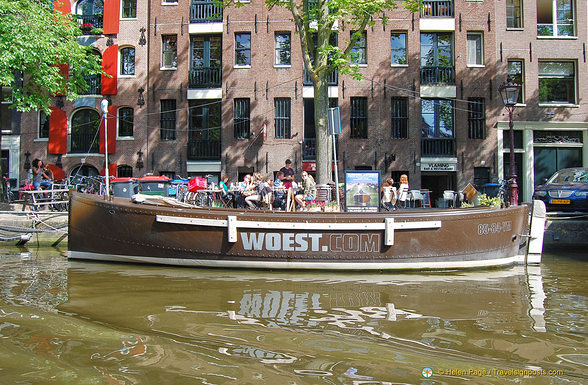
[0,247,586,384]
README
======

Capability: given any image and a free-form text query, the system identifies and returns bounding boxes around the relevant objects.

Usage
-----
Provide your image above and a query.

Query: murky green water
[0,247,586,384]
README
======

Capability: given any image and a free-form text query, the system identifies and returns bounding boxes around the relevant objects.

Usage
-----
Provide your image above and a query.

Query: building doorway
[421,172,456,207]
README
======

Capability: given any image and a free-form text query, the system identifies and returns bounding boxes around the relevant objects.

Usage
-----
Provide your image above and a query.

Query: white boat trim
[68,250,526,270]
[156,214,442,246]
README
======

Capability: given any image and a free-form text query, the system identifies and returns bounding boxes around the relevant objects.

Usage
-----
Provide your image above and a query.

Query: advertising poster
[344,170,380,212]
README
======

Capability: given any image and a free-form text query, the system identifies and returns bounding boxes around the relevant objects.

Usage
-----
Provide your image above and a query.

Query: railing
[302,138,316,161]
[187,139,221,160]
[190,0,223,23]
[422,138,455,157]
[303,69,338,86]
[420,66,455,85]
[74,14,103,33]
[421,1,453,18]
[70,133,99,154]
[80,75,101,95]
[189,67,222,88]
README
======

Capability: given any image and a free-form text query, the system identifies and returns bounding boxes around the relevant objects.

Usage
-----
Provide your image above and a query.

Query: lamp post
[498,77,521,206]
[100,99,110,197]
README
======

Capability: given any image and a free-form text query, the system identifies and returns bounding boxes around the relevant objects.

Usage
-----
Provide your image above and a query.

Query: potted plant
[80,23,94,35]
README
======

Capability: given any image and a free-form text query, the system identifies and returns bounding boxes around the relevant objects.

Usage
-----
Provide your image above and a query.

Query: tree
[224,0,421,183]
[0,0,102,114]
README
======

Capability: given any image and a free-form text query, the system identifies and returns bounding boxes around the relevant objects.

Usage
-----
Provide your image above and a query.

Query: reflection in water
[0,248,586,384]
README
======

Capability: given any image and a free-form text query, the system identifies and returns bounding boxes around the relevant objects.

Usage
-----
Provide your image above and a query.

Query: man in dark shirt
[279,159,295,189]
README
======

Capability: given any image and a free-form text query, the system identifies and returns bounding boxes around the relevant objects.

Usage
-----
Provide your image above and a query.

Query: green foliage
[477,193,502,208]
[0,0,102,114]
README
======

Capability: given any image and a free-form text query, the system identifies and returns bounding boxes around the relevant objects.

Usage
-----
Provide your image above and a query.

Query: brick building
[3,0,587,204]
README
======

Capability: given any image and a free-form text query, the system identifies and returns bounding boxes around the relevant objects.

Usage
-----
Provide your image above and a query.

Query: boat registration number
[550,199,570,205]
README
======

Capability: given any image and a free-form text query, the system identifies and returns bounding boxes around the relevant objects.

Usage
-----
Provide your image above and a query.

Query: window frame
[119,46,135,76]
[274,32,291,66]
[350,97,368,139]
[121,0,137,19]
[117,107,134,138]
[537,0,575,37]
[274,98,291,139]
[538,60,577,105]
[38,110,50,139]
[421,99,454,139]
[507,59,525,104]
[160,99,177,140]
[390,32,407,66]
[350,31,367,65]
[468,98,486,139]
[506,0,523,29]
[162,35,178,70]
[235,32,251,67]
[234,98,251,139]
[466,32,484,67]
[391,97,408,139]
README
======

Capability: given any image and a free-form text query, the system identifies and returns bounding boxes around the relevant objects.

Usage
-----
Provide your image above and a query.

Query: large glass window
[468,98,485,139]
[391,97,408,139]
[235,33,251,66]
[71,108,100,153]
[234,98,250,139]
[189,100,221,141]
[507,60,524,104]
[120,47,135,76]
[537,0,575,37]
[466,33,483,66]
[274,98,291,139]
[538,61,576,104]
[118,107,134,137]
[160,99,176,140]
[421,99,453,138]
[350,31,367,65]
[506,0,522,28]
[162,35,177,69]
[390,32,407,65]
[122,0,136,18]
[274,32,291,66]
[420,33,454,84]
[350,97,368,139]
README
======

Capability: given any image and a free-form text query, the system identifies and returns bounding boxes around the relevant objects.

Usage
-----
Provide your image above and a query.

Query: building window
[117,165,133,177]
[507,60,524,104]
[162,35,177,69]
[1,87,12,133]
[538,61,576,104]
[391,97,408,139]
[350,31,367,65]
[118,107,134,137]
[120,47,135,76]
[506,0,522,28]
[38,110,50,139]
[468,98,485,139]
[234,98,250,139]
[235,33,251,66]
[466,33,483,66]
[122,0,136,18]
[190,35,222,87]
[390,32,407,65]
[421,99,453,138]
[160,99,176,140]
[71,108,100,153]
[350,97,368,139]
[537,0,574,37]
[274,98,291,139]
[420,33,454,84]
[274,32,291,66]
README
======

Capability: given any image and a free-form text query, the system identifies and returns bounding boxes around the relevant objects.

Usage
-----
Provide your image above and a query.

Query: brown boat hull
[68,192,530,270]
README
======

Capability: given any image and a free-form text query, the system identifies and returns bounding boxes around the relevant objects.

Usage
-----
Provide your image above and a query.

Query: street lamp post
[498,77,521,206]
[100,99,110,198]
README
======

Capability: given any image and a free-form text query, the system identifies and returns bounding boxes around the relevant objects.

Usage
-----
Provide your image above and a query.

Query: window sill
[467,64,485,68]
[274,64,291,68]
[391,64,408,68]
[351,64,368,68]
[162,2,178,6]
[34,138,49,142]
[119,74,136,79]
[117,136,135,141]
[121,17,138,21]
[538,103,579,108]
[506,28,524,31]
[234,65,251,69]
[160,67,177,71]
[537,35,578,40]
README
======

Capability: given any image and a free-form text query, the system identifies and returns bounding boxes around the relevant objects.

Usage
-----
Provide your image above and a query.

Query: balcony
[74,14,103,35]
[421,138,455,157]
[420,66,455,85]
[190,0,223,23]
[80,75,101,95]
[421,1,453,18]
[189,67,222,88]
[187,139,221,161]
[302,138,316,161]
[303,69,338,86]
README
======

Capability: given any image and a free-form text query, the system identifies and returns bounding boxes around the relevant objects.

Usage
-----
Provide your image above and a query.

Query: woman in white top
[398,174,409,208]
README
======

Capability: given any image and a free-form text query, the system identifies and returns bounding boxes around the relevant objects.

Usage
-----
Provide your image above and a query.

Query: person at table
[235,174,251,208]
[245,172,263,209]
[272,171,287,210]
[219,175,235,207]
[279,159,295,189]
[295,171,317,211]
[31,159,52,190]
[381,177,397,211]
[398,174,409,208]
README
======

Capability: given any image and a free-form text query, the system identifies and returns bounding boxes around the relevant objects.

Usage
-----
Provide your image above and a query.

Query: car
[533,167,588,212]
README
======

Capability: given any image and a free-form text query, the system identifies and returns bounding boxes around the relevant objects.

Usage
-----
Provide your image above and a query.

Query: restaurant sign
[420,161,457,172]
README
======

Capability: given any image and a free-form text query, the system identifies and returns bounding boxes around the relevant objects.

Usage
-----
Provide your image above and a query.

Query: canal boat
[67,191,545,270]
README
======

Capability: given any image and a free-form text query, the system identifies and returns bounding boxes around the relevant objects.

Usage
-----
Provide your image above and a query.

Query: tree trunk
[314,77,331,184]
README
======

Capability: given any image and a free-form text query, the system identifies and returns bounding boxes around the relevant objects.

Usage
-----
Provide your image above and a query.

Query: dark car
[533,168,588,212]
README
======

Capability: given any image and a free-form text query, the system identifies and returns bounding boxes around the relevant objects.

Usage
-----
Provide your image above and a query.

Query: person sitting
[235,174,251,208]
[272,171,287,210]
[381,177,397,211]
[245,172,263,209]
[32,159,52,190]
[295,171,317,211]
[398,174,409,208]
[218,175,234,207]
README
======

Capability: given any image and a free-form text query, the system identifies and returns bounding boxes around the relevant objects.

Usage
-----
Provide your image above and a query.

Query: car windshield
[548,169,588,184]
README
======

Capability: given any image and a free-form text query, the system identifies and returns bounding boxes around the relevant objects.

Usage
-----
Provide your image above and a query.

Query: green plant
[477,193,501,208]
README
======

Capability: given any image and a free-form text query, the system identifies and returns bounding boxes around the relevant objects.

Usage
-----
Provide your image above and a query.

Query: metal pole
[508,108,518,206]
[100,99,110,197]
[332,133,340,208]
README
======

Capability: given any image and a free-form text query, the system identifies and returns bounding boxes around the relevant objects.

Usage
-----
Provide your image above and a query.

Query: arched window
[71,108,100,153]
[117,165,133,177]
[118,107,134,137]
[120,47,135,76]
